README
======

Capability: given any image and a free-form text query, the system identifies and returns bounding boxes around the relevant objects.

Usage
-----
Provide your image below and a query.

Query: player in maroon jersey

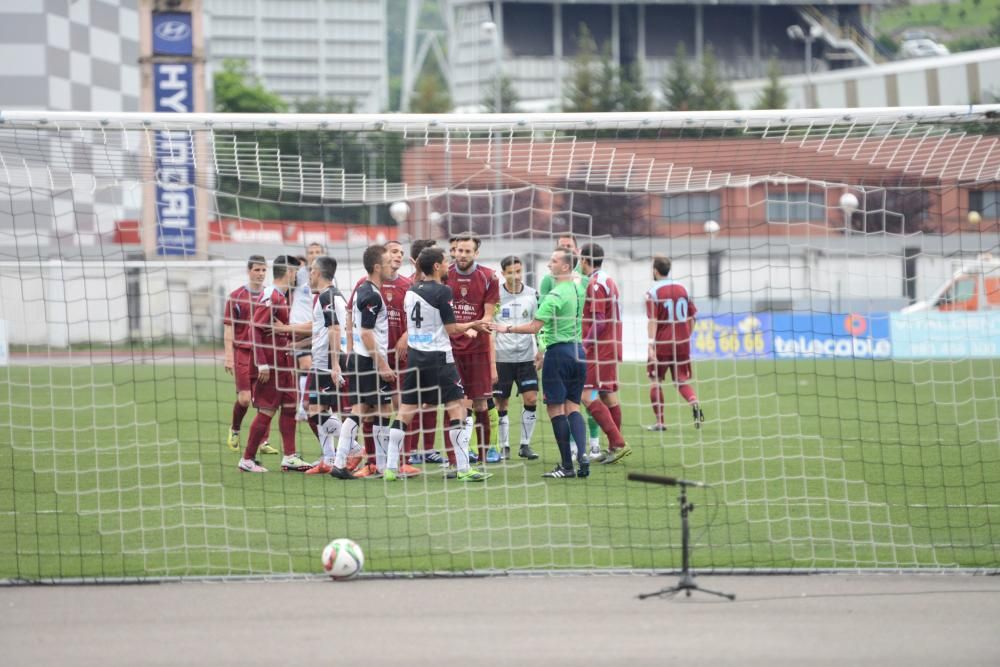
[578,243,630,462]
[448,232,500,463]
[238,255,312,473]
[645,256,704,430]
[222,255,278,455]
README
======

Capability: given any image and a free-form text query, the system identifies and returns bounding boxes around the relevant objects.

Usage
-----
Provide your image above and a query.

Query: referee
[489,248,589,479]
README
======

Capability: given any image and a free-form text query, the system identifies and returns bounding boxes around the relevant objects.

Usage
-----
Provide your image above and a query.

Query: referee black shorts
[541,342,586,405]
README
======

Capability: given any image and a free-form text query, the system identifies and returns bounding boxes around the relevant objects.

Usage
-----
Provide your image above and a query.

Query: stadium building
[205,0,389,111]
[447,0,885,110]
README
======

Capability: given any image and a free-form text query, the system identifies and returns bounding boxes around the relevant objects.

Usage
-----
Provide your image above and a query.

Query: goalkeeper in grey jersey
[492,255,541,460]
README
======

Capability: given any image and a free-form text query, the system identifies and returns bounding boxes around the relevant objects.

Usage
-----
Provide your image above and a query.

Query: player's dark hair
[653,256,672,278]
[579,243,604,269]
[452,231,481,250]
[272,254,300,279]
[307,242,326,252]
[557,232,577,247]
[410,238,437,261]
[417,247,446,277]
[314,256,337,281]
[247,254,266,269]
[362,244,387,275]
[554,248,575,270]
[500,255,522,270]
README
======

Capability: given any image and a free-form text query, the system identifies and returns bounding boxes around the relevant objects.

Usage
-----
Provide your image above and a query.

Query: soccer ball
[321,538,364,580]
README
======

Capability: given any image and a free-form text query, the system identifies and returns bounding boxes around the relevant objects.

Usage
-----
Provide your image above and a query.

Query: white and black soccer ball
[321,538,364,580]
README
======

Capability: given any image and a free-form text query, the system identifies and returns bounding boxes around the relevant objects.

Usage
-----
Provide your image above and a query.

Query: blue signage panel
[153,62,196,255]
[152,12,193,57]
[690,313,772,360]
[890,312,1000,359]
[771,312,892,359]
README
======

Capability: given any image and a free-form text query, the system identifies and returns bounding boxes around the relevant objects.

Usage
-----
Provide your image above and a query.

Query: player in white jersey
[492,255,541,461]
[290,242,327,420]
[330,245,397,480]
[382,246,490,482]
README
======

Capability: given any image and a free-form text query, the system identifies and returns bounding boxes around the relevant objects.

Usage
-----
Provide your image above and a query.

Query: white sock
[319,414,342,460]
[386,426,405,472]
[521,408,537,445]
[333,417,358,469]
[373,423,388,472]
[498,414,510,448]
[450,421,471,472]
[589,437,600,453]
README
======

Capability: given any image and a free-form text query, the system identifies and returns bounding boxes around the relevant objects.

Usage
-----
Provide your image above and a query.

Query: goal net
[1,107,998,580]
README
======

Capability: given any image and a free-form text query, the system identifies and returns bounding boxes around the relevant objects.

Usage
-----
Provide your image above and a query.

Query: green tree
[410,70,452,113]
[213,59,287,113]
[564,24,601,112]
[618,62,653,112]
[480,74,520,113]
[595,43,620,112]
[661,43,696,111]
[754,58,788,110]
[693,45,737,111]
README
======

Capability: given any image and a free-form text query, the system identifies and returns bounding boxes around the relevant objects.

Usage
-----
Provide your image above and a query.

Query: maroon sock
[243,412,272,460]
[608,404,623,431]
[362,420,376,466]
[587,400,624,448]
[475,410,491,462]
[231,401,249,433]
[422,408,437,451]
[279,407,297,456]
[678,384,698,404]
[650,385,665,425]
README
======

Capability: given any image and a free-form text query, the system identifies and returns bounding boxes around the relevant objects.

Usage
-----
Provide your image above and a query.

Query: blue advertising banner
[771,312,892,359]
[690,313,772,360]
[152,12,193,57]
[890,312,1000,359]
[153,63,196,255]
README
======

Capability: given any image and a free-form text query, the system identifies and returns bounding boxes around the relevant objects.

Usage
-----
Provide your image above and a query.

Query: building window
[969,190,1000,219]
[661,192,721,223]
[767,191,826,223]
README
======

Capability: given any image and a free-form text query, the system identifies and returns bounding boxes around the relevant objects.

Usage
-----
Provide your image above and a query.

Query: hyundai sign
[152,11,196,255]
[152,12,193,56]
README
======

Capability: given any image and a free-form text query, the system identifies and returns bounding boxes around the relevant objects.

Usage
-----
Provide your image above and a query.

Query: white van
[902,254,1000,313]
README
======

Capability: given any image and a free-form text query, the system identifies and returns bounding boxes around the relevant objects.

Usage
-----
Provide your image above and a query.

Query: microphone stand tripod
[638,481,735,601]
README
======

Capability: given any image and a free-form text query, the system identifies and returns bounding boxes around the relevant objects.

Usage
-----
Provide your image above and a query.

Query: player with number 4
[646,256,704,431]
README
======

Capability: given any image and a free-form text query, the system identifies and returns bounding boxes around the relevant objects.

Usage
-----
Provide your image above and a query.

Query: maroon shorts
[234,347,255,393]
[252,369,295,410]
[647,354,693,383]
[584,356,619,393]
[454,353,493,401]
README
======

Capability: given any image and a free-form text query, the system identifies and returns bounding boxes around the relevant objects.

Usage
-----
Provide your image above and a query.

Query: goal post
[1,107,999,580]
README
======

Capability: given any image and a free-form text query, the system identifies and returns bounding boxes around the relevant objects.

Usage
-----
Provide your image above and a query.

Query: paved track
[2,574,999,665]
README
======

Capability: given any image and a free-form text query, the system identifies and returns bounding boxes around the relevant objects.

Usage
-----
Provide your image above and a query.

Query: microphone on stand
[627,472,710,488]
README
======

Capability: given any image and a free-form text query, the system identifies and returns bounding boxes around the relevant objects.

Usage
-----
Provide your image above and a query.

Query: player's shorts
[647,351,693,384]
[493,361,539,399]
[340,354,356,412]
[309,368,341,408]
[252,368,295,410]
[400,350,465,406]
[584,356,619,393]
[233,346,255,393]
[454,352,493,401]
[541,342,586,405]
[352,355,394,408]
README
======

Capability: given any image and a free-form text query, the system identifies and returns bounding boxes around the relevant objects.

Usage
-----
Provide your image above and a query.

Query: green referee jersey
[538,263,586,347]
[535,279,582,349]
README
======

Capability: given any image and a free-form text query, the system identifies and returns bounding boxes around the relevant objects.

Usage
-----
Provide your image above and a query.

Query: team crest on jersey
[386,291,394,303]
[460,286,468,297]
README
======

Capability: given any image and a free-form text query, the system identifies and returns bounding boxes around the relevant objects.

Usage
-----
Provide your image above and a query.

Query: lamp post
[481,20,504,238]
[839,191,859,234]
[786,24,823,105]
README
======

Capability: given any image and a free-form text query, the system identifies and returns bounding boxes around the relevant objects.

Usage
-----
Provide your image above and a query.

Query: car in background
[902,254,1000,313]
[900,38,950,59]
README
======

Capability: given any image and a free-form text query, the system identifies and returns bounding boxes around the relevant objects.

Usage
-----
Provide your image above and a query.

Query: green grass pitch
[1,359,998,579]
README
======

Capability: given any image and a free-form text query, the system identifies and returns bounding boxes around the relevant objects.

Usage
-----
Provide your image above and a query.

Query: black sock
[550,415,572,469]
[567,411,587,461]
